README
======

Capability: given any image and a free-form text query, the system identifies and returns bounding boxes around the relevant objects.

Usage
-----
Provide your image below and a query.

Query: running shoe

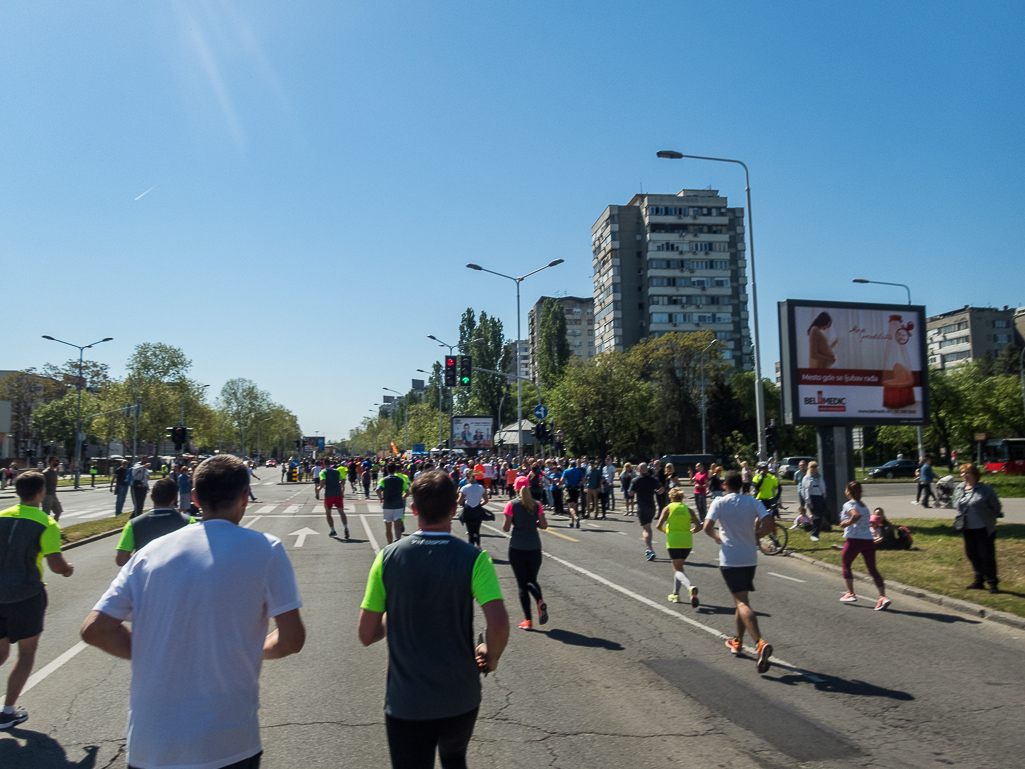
[0,708,28,729]
[667,593,680,603]
[329,528,337,537]
[518,619,533,630]
[809,535,820,542]
[576,519,581,528]
[725,637,743,656]
[875,597,892,611]
[689,586,699,609]
[344,527,350,541]
[645,550,656,561]
[755,639,773,674]
[537,601,548,625]
[840,592,858,603]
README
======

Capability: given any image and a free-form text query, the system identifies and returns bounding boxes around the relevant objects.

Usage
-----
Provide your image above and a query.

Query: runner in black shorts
[629,463,665,561]
[0,471,74,729]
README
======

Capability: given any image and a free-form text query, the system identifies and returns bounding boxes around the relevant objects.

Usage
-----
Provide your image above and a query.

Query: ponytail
[519,485,537,513]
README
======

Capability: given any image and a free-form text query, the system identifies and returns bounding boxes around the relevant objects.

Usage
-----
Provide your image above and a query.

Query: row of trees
[1,343,301,462]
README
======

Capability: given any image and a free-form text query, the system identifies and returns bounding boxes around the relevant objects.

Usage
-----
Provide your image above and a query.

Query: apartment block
[926,305,1021,369]
[527,295,595,379]
[503,340,531,381]
[591,189,752,368]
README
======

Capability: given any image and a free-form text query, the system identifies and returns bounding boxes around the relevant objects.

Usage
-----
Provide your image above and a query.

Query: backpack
[894,526,913,550]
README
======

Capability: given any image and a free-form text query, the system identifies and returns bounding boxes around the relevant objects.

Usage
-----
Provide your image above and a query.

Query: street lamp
[701,339,719,455]
[657,150,767,458]
[466,259,564,463]
[41,335,113,489]
[384,387,409,453]
[852,278,925,460]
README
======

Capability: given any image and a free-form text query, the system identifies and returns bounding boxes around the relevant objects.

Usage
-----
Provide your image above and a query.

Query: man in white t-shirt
[81,455,305,769]
[704,470,776,674]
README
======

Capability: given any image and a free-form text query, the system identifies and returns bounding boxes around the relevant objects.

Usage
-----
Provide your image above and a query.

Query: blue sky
[3,1,1022,439]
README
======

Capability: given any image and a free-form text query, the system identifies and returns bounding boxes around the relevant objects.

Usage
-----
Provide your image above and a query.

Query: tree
[455,308,477,413]
[467,311,506,423]
[217,378,272,455]
[123,343,196,449]
[536,298,570,392]
[32,391,99,456]
[548,354,652,459]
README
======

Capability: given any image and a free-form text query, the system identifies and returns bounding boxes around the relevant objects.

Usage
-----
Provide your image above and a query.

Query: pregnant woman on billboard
[808,312,839,369]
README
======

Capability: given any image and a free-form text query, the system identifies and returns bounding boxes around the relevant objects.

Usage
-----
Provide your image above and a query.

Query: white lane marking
[22,641,88,695]
[769,572,806,583]
[289,527,319,547]
[253,505,278,515]
[243,516,263,529]
[282,504,301,515]
[617,531,628,536]
[586,523,601,529]
[359,515,381,554]
[480,523,821,682]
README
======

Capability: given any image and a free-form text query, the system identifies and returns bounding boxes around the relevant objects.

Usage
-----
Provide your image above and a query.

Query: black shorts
[567,488,580,504]
[0,589,48,643]
[637,507,655,526]
[667,547,692,560]
[720,566,756,594]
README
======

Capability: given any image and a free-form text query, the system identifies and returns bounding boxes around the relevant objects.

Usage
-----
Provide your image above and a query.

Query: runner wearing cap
[502,476,549,630]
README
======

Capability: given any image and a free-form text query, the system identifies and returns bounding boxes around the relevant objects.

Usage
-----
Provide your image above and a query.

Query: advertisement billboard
[779,300,928,426]
[451,416,494,450]
[302,436,326,454]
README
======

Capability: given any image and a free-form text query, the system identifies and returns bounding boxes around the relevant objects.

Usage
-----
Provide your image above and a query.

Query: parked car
[779,456,818,480]
[867,459,919,479]
[265,459,277,468]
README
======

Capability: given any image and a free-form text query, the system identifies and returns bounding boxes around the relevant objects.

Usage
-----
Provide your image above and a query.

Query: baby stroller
[934,475,955,509]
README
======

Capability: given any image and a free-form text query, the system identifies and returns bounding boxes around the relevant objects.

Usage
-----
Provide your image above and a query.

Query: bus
[983,438,1025,475]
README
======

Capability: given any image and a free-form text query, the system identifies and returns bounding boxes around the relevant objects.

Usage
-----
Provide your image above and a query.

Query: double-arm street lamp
[852,278,925,460]
[466,260,564,463]
[42,335,113,489]
[657,150,767,458]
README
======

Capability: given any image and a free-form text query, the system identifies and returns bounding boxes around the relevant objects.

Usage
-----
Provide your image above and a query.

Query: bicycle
[758,498,789,555]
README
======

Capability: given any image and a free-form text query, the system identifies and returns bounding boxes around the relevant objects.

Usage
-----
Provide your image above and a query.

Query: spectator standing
[689,462,709,521]
[359,470,509,769]
[110,459,131,517]
[130,461,150,518]
[81,455,305,769]
[620,463,635,515]
[954,463,1003,593]
[0,471,74,729]
[176,466,192,513]
[41,455,63,522]
[914,456,935,508]
[800,462,828,542]
[585,463,603,519]
[602,457,617,511]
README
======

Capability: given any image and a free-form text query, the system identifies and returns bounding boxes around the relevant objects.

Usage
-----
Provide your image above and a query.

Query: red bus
[983,438,1025,475]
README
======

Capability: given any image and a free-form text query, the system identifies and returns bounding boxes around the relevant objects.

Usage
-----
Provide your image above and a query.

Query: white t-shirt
[94,519,302,769]
[603,464,616,484]
[483,464,494,479]
[462,483,486,507]
[707,492,770,568]
[841,500,873,540]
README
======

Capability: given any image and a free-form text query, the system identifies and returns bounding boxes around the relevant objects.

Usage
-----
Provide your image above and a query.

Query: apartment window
[692,242,712,252]
[713,278,731,288]
[943,350,971,364]
[652,313,670,323]
[697,314,714,323]
[937,321,969,335]
[713,260,729,270]
[691,278,709,288]
[722,349,733,360]
[650,278,670,287]
[688,259,711,270]
[715,313,732,323]
[994,333,1011,344]
[712,242,729,252]
[672,313,693,323]
[938,336,969,349]
[993,320,1011,328]
[716,331,732,340]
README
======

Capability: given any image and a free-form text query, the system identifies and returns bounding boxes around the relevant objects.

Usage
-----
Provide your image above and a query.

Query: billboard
[451,416,494,450]
[779,300,928,426]
[302,436,326,454]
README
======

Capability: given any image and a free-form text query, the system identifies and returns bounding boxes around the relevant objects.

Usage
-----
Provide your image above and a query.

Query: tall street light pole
[466,259,564,464]
[701,339,719,455]
[42,335,113,489]
[657,150,767,458]
[384,387,409,453]
[852,278,925,460]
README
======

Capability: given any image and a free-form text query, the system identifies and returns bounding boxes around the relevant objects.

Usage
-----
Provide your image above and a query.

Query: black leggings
[462,511,482,547]
[386,708,479,769]
[508,547,544,620]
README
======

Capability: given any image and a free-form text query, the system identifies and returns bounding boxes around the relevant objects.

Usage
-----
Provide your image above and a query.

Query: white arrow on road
[288,527,320,548]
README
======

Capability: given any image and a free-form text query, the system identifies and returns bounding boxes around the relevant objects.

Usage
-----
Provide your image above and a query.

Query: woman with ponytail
[502,475,549,630]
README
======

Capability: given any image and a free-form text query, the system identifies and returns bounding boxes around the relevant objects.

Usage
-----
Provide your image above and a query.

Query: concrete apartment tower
[591,189,752,367]
[527,295,595,380]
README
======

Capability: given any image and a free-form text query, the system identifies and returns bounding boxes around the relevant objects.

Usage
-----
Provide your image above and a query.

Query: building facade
[503,340,531,381]
[591,189,752,368]
[926,306,1021,369]
[527,295,595,380]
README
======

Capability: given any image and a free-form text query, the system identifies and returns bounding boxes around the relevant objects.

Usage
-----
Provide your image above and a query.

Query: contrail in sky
[134,186,156,201]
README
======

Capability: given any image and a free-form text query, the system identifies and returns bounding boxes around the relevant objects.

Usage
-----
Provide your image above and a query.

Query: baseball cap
[514,475,530,491]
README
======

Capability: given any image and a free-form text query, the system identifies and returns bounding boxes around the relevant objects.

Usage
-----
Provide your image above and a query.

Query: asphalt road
[3,478,1024,768]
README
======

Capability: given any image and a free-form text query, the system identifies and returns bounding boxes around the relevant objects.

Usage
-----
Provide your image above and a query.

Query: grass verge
[62,513,128,545]
[786,518,1025,618]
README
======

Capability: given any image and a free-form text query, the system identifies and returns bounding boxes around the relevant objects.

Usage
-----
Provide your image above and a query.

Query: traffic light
[171,426,188,450]
[166,426,175,445]
[765,422,778,453]
[444,356,457,387]
[459,355,472,387]
[536,421,548,444]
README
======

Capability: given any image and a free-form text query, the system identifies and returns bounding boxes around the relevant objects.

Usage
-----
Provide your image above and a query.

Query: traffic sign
[413,443,426,453]
[533,404,548,420]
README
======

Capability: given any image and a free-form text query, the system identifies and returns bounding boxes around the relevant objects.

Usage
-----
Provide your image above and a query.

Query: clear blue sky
[3,1,1022,439]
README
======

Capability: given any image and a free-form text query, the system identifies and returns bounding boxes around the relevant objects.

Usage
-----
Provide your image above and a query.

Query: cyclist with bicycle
[752,462,779,513]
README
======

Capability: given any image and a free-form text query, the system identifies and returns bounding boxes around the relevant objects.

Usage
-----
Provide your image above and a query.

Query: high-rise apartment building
[503,340,531,381]
[591,190,752,368]
[527,295,595,380]
[926,306,1022,369]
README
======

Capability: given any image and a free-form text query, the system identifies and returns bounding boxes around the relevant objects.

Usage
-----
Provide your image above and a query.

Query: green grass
[56,475,112,487]
[61,513,128,545]
[787,518,1025,618]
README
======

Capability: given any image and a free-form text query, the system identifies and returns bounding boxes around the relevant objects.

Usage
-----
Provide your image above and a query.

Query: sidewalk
[780,486,1025,524]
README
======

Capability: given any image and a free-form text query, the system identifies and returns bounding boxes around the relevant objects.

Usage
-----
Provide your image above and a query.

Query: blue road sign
[413,443,426,453]
[533,404,548,420]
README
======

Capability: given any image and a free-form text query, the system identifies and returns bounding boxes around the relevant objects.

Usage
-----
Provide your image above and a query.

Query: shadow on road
[772,671,914,701]
[542,628,624,650]
[885,608,982,624]
[695,605,770,618]
[0,729,101,768]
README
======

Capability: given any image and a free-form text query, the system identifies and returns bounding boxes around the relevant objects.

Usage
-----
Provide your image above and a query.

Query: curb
[783,550,1025,631]
[63,526,123,550]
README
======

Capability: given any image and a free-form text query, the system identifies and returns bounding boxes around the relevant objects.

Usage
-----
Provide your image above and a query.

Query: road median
[62,513,130,547]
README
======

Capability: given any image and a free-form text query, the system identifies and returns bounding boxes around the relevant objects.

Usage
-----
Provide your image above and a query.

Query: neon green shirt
[754,472,779,501]
[664,502,695,549]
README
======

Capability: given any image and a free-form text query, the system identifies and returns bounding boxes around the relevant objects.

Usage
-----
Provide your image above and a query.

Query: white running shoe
[840,593,857,603]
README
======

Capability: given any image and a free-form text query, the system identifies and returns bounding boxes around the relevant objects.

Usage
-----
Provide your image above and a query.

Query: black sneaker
[537,601,549,625]
[0,708,28,729]
[344,528,350,541]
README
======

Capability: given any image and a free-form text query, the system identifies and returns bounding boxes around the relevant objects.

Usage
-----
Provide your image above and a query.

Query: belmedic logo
[804,390,847,413]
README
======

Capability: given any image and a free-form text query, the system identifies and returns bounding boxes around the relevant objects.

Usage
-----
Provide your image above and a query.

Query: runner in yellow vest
[656,488,704,607]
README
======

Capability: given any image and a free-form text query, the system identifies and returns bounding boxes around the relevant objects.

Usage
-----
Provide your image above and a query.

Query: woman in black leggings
[456,474,489,549]
[502,475,549,631]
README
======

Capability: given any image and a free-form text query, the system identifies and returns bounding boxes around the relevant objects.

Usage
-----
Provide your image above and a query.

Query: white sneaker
[789,522,800,530]
[810,535,820,542]
[840,592,857,603]
[911,501,918,505]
